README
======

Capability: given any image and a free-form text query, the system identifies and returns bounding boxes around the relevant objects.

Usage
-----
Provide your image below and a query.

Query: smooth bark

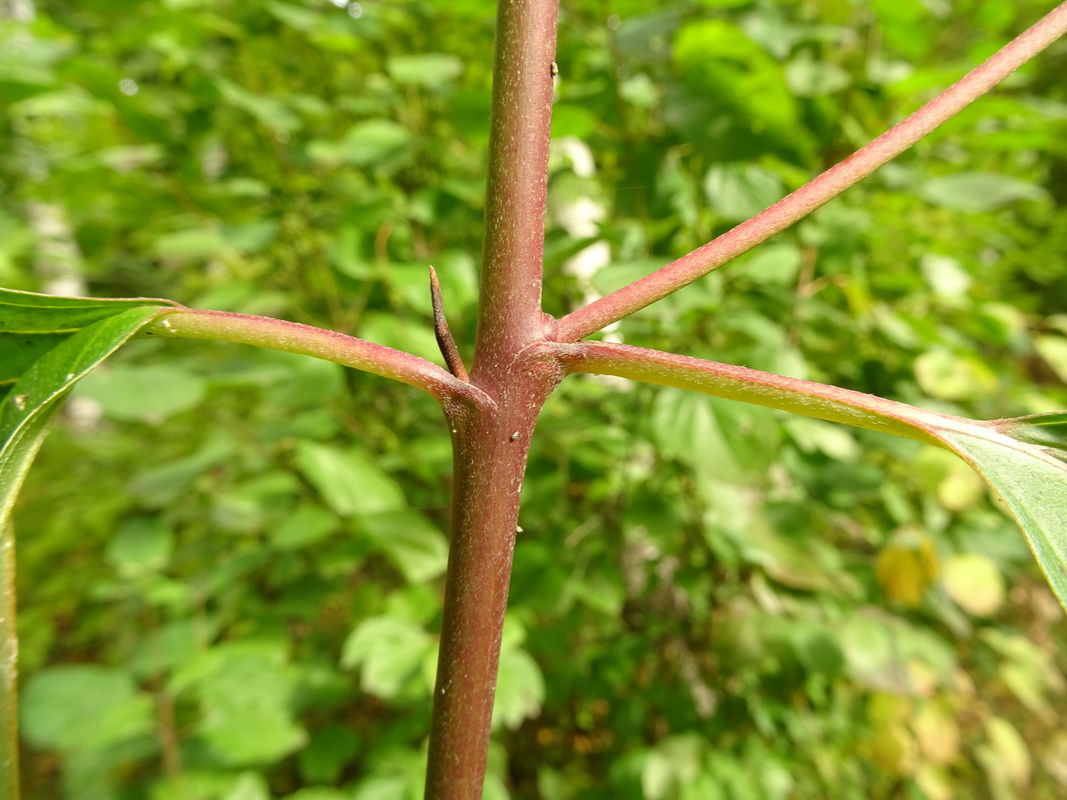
[425,0,560,794]
[142,309,487,406]
[470,0,560,393]
[426,355,561,798]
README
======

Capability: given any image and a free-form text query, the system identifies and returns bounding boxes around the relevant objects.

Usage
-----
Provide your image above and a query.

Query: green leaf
[703,163,784,222]
[0,289,176,784]
[566,342,1067,611]
[295,441,406,516]
[386,54,463,88]
[271,503,339,551]
[914,348,998,401]
[340,616,434,699]
[491,645,545,731]
[997,412,1067,450]
[651,389,778,485]
[74,362,207,423]
[933,417,1067,609]
[360,510,449,583]
[215,77,302,132]
[1034,335,1067,384]
[297,724,360,785]
[1,291,176,531]
[151,228,231,262]
[307,120,413,172]
[918,172,1048,212]
[282,790,352,800]
[785,54,851,97]
[20,665,155,752]
[171,640,307,766]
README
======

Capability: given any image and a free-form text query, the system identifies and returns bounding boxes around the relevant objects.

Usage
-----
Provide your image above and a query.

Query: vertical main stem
[425,390,549,798]
[428,1,561,794]
[471,0,559,389]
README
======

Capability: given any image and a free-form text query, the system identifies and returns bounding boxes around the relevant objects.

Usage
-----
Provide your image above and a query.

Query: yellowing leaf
[877,546,928,606]
[876,530,939,606]
[984,716,1031,788]
[867,691,912,726]
[915,764,954,800]
[937,465,986,511]
[912,702,960,765]
[1035,335,1067,384]
[941,553,1005,617]
[914,349,998,401]
[869,723,916,775]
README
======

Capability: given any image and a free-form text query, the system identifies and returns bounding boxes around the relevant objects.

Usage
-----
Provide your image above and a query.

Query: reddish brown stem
[425,0,560,795]
[470,0,560,393]
[426,358,560,797]
[143,309,487,407]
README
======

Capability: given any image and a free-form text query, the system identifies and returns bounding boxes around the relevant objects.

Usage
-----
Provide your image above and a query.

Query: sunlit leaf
[387,54,463,88]
[941,553,1005,616]
[20,665,154,752]
[360,510,448,583]
[491,645,544,731]
[932,416,1067,610]
[341,617,433,699]
[295,441,406,516]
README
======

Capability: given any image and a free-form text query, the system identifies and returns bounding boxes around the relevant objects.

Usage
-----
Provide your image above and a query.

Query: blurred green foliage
[3,0,1067,797]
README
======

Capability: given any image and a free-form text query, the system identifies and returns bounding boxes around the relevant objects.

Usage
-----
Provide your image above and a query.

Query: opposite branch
[143,309,490,408]
[470,0,560,386]
[551,340,955,446]
[555,1,1067,342]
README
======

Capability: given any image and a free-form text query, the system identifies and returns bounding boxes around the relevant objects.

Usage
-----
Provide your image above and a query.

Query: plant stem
[142,309,489,407]
[0,523,18,800]
[425,373,556,798]
[470,0,559,392]
[551,340,953,445]
[555,0,1067,341]
[426,1,560,793]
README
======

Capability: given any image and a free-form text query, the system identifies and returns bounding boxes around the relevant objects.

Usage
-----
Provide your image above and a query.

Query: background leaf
[918,172,1048,212]
[20,665,154,752]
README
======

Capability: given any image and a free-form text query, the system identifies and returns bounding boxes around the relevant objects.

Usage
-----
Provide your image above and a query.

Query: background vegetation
[2,0,1067,797]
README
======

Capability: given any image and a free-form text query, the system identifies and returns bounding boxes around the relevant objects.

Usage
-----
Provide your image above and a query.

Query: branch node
[429,265,470,383]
